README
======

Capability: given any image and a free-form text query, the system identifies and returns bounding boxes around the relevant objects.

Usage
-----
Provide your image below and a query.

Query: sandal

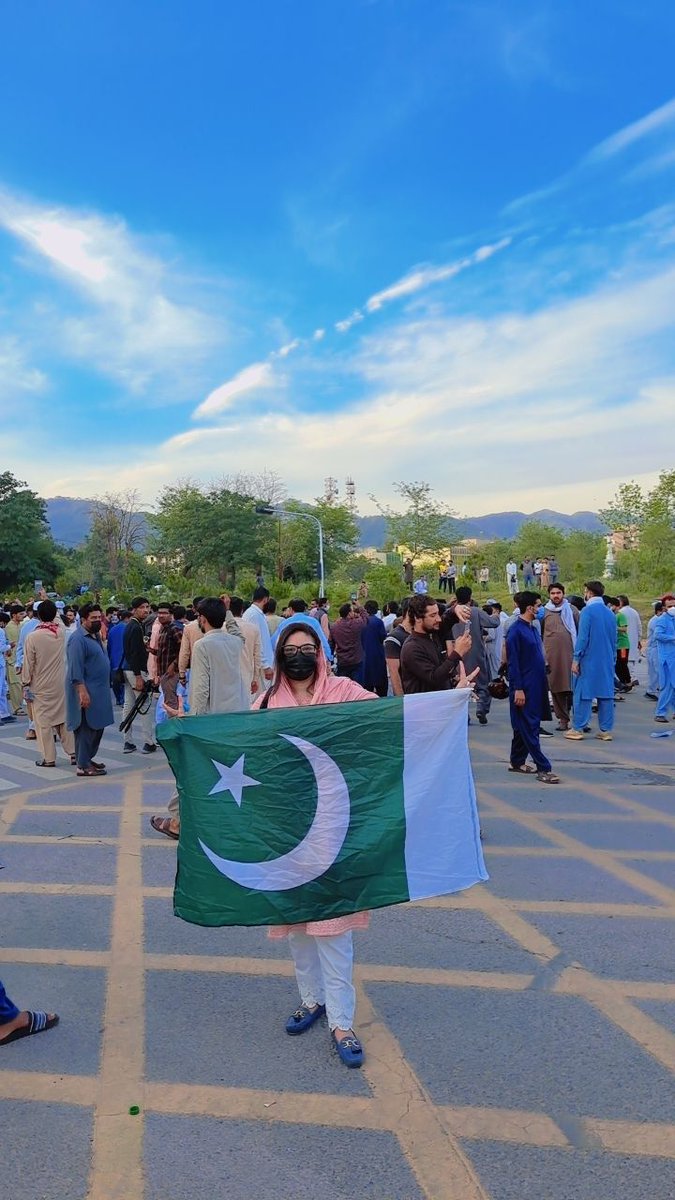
[331,1029,364,1068]
[508,764,536,774]
[285,1003,326,1035]
[537,771,560,784]
[35,760,55,768]
[0,1011,59,1045]
[25,730,37,740]
[76,766,107,777]
[150,815,179,841]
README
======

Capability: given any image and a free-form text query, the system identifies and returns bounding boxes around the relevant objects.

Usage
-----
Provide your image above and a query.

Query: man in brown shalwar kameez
[542,583,579,731]
[21,600,75,768]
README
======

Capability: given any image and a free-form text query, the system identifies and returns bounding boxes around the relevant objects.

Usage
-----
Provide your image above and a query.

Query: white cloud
[335,310,364,333]
[277,338,301,358]
[312,328,326,341]
[0,336,47,399]
[365,238,511,312]
[0,187,223,393]
[589,97,675,162]
[193,361,276,419]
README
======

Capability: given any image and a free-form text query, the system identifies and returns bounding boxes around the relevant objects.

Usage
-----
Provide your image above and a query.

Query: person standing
[542,583,579,731]
[522,558,535,588]
[330,603,368,681]
[121,596,157,755]
[361,600,388,697]
[308,597,331,639]
[107,609,129,707]
[151,602,183,710]
[0,612,15,724]
[403,558,414,593]
[242,586,275,691]
[609,597,632,690]
[264,598,283,637]
[506,559,518,595]
[21,600,75,768]
[478,566,489,591]
[14,603,40,739]
[453,586,500,724]
[447,560,457,595]
[383,600,413,696]
[653,594,675,723]
[253,618,378,1067]
[645,601,663,700]
[6,604,26,715]
[229,596,262,696]
[618,595,642,680]
[66,603,114,777]
[565,581,617,741]
[549,557,560,585]
[400,596,474,694]
[506,592,559,783]
[437,561,448,593]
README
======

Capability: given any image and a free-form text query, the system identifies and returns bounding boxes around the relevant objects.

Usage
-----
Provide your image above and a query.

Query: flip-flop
[537,772,560,784]
[76,767,106,777]
[508,764,536,774]
[150,815,179,841]
[0,1011,59,1045]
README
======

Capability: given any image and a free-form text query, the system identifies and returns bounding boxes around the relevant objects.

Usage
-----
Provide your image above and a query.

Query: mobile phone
[350,593,357,602]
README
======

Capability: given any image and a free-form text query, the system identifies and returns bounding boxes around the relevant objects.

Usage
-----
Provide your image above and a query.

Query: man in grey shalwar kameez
[66,603,114,776]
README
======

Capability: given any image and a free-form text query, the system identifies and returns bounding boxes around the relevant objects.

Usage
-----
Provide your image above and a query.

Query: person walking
[453,586,501,724]
[506,592,559,784]
[121,597,157,755]
[565,581,617,741]
[542,583,579,731]
[21,600,75,768]
[0,976,58,1045]
[653,594,675,723]
[252,616,377,1068]
[66,603,115,777]
[645,601,663,700]
[329,603,368,682]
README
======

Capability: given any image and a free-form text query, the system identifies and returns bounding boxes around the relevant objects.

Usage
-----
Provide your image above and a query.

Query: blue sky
[2,0,675,515]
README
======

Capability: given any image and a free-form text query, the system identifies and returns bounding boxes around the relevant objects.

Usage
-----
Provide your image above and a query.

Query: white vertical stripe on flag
[402,690,487,901]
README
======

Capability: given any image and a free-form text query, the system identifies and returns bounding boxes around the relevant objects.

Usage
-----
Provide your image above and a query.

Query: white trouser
[287,930,355,1032]
[122,671,156,746]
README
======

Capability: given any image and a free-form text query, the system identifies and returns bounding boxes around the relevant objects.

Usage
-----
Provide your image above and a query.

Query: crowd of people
[2,578,674,1063]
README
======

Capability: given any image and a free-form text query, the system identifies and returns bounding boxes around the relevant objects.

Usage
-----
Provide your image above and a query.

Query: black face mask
[281,652,316,681]
[89,620,102,634]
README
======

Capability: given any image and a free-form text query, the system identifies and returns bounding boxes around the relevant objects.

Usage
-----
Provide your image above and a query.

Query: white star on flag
[209,755,261,806]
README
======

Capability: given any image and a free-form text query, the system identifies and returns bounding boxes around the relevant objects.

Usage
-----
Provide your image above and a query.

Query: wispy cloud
[0,186,224,394]
[0,335,47,400]
[193,361,277,419]
[589,96,675,162]
[365,238,511,312]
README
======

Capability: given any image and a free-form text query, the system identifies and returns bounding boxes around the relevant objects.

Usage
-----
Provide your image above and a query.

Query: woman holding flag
[253,614,376,1068]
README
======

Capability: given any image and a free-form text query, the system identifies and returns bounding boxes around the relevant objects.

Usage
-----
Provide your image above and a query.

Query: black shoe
[583,725,592,732]
[477,714,488,725]
[644,692,658,700]
[539,726,553,737]
[141,743,157,754]
[123,742,137,754]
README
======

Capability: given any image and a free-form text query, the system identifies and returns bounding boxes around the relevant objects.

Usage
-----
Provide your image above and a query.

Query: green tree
[644,470,675,526]
[371,481,458,562]
[511,521,565,566]
[153,481,267,590]
[598,482,646,534]
[0,471,58,592]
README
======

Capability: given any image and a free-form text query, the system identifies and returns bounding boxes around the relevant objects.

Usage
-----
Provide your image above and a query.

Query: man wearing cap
[652,594,675,723]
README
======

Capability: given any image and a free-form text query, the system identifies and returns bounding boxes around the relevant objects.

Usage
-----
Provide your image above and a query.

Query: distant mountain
[355,509,606,548]
[45,496,606,552]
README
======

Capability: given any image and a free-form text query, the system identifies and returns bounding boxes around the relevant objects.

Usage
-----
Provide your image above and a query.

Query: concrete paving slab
[620,858,675,888]
[0,963,105,1075]
[144,897,288,958]
[484,852,658,904]
[525,913,675,981]
[1,1099,93,1200]
[11,808,121,838]
[145,970,371,1096]
[0,841,117,884]
[479,817,558,847]
[27,782,126,805]
[367,983,675,1122]
[542,817,675,852]
[145,1114,424,1200]
[463,1141,675,1200]
[357,905,541,973]
[3,893,112,950]
[482,786,625,814]
[142,843,178,887]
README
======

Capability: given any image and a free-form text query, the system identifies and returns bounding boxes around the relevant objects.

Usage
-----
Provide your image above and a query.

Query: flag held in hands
[158,689,488,927]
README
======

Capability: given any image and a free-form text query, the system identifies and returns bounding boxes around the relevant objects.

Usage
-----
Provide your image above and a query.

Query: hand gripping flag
[158,689,488,926]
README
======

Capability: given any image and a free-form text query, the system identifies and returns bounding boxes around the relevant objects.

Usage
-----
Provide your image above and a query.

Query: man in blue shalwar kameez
[66,602,114,776]
[506,591,559,784]
[653,593,675,722]
[565,581,617,741]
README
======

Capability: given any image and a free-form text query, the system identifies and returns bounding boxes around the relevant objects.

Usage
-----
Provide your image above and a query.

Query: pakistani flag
[158,689,487,927]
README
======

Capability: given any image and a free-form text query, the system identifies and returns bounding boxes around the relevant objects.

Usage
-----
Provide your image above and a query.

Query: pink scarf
[252,644,376,710]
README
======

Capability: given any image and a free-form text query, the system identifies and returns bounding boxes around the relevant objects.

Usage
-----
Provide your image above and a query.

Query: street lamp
[256,505,325,595]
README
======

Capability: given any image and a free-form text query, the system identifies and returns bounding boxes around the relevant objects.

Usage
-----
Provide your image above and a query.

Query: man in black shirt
[122,596,157,754]
[400,595,475,694]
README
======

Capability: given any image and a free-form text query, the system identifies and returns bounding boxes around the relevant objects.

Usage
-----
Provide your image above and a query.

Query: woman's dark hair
[267,621,321,702]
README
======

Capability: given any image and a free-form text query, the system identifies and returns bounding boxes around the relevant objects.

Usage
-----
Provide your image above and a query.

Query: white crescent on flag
[198,734,351,891]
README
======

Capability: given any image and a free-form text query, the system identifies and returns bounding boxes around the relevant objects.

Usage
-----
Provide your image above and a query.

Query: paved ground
[1,683,674,1200]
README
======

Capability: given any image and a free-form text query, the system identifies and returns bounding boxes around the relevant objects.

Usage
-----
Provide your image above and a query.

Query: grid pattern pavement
[0,696,674,1199]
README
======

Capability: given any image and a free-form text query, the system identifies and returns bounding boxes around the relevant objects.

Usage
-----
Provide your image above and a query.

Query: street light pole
[256,505,325,595]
